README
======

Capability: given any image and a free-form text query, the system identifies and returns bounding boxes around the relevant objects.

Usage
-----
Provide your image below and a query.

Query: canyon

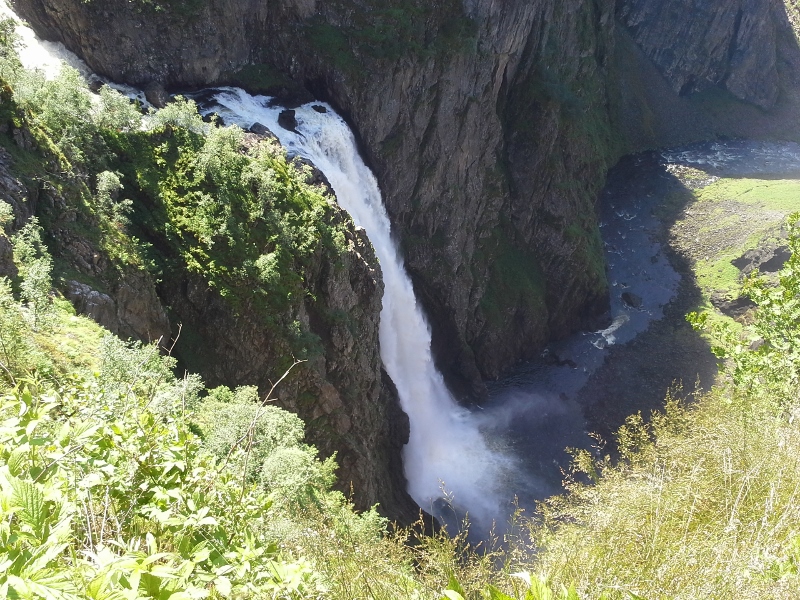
[8,0,800,519]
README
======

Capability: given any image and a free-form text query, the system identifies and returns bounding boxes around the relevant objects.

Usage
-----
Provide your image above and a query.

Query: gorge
[5,0,800,531]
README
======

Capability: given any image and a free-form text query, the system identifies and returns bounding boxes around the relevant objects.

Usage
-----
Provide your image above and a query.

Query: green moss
[478,230,546,327]
[222,64,295,95]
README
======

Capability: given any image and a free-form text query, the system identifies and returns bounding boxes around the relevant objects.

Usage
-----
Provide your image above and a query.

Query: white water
[0,2,87,77]
[201,90,513,527]
[3,4,513,527]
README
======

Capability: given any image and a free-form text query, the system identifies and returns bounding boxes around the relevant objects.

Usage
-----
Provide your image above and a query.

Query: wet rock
[312,104,327,113]
[143,81,170,108]
[622,292,643,309]
[202,112,225,126]
[277,109,298,132]
[431,497,462,534]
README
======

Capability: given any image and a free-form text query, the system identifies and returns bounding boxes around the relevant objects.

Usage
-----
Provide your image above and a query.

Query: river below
[483,141,800,520]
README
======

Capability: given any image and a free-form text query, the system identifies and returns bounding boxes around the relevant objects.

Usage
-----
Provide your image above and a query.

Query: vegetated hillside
[0,24,413,519]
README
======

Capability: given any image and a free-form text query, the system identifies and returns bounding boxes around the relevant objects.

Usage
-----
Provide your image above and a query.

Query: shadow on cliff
[613,0,800,151]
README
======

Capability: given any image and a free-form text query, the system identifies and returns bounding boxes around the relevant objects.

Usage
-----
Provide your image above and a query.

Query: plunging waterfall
[0,0,513,526]
[199,90,513,527]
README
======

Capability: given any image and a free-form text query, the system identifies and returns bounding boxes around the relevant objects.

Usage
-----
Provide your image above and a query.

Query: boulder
[277,109,298,132]
[622,292,643,309]
[143,81,170,108]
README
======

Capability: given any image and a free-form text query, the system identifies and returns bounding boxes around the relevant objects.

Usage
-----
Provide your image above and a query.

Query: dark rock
[292,155,332,191]
[277,109,297,132]
[312,104,327,113]
[87,75,104,93]
[202,112,225,127]
[248,122,277,139]
[0,146,33,229]
[0,235,15,279]
[710,292,757,319]
[143,81,170,108]
[622,292,643,309]
[12,127,35,152]
[732,244,791,275]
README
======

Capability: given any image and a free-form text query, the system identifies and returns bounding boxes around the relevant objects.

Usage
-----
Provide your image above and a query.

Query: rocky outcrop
[156,199,415,519]
[0,113,171,343]
[65,274,170,343]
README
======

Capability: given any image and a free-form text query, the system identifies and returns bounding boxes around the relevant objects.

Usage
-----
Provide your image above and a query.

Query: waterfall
[201,90,512,527]
[1,0,512,527]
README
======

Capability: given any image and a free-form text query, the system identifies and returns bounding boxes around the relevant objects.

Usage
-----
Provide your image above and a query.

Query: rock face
[617,0,799,110]
[156,211,415,519]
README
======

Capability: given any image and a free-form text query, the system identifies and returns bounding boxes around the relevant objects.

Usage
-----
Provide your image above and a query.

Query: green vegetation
[5,197,800,598]
[0,195,574,600]
[670,175,800,299]
[0,23,352,373]
[104,99,348,319]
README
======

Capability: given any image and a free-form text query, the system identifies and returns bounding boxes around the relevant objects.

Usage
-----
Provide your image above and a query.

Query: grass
[533,385,800,599]
[35,296,107,372]
[670,178,800,299]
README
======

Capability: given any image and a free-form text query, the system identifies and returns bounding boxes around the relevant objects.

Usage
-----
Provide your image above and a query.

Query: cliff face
[612,0,800,150]
[11,0,617,398]
[155,206,414,519]
[617,0,799,110]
